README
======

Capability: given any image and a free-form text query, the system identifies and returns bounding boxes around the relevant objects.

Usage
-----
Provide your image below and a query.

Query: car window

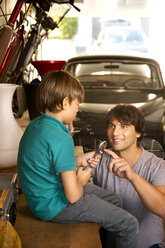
[126,30,143,42]
[66,61,161,89]
[92,27,148,53]
[102,30,144,43]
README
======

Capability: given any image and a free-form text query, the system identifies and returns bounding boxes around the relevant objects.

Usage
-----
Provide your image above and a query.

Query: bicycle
[0,0,80,85]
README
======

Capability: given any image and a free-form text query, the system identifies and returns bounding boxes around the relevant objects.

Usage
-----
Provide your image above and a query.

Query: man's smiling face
[107,119,141,152]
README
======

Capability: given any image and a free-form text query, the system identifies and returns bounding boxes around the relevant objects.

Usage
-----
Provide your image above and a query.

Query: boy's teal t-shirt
[17,113,76,221]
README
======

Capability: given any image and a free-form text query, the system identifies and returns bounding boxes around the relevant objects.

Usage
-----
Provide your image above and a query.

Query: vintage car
[63,54,165,154]
[91,26,149,54]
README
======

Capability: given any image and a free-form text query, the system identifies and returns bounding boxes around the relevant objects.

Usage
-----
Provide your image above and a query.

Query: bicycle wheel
[0,0,24,67]
[0,26,13,66]
[12,28,41,85]
[0,34,23,83]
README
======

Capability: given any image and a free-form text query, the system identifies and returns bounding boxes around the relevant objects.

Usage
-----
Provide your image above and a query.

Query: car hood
[74,90,164,138]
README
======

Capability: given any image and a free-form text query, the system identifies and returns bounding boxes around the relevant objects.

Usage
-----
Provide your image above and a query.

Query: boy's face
[64,98,79,125]
[107,119,141,152]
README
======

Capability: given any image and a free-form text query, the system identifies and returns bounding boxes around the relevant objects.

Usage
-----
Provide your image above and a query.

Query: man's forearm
[130,173,165,218]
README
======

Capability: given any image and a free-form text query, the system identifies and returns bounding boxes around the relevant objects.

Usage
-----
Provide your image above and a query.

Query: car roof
[65,53,160,66]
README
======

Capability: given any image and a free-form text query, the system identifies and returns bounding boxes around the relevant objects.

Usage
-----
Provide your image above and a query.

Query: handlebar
[31,0,79,31]
[51,0,80,12]
[26,0,80,12]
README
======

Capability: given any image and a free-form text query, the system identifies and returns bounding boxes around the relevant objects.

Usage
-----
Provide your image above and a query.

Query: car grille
[141,138,165,159]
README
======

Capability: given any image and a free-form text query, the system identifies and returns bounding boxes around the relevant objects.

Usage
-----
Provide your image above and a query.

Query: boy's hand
[81,151,101,169]
[65,123,80,136]
[76,166,92,186]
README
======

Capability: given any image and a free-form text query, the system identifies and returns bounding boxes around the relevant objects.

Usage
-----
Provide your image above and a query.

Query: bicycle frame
[0,0,33,83]
[0,0,24,69]
[0,0,79,84]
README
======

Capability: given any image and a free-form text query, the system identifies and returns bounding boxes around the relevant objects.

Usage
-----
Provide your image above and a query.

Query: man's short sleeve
[150,157,165,186]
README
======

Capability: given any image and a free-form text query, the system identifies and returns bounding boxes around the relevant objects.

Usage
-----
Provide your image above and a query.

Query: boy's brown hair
[106,104,145,146]
[36,70,84,113]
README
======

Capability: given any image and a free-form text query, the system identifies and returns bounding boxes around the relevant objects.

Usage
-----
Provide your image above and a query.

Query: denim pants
[150,244,165,248]
[51,183,139,248]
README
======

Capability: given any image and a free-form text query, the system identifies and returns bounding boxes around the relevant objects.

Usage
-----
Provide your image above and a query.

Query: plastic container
[31,60,66,76]
[26,60,66,120]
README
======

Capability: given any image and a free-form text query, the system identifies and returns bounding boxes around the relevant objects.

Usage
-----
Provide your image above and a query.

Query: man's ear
[136,132,141,138]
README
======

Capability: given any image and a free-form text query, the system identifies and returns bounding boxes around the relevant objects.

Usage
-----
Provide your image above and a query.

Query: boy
[93,104,165,248]
[17,71,139,247]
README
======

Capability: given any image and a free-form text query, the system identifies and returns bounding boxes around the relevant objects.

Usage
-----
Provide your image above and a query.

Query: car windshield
[100,29,144,44]
[66,61,161,89]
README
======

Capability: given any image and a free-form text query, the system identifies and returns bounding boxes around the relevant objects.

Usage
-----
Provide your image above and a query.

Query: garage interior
[0,1,165,248]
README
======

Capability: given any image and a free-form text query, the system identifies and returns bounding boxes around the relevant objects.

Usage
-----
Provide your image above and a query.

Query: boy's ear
[62,97,69,109]
[56,97,69,110]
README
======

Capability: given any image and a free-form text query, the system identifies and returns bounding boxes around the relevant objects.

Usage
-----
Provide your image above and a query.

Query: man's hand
[104,149,137,181]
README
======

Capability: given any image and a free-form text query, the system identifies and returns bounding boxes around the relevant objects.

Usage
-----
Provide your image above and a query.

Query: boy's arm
[61,167,92,203]
[75,154,84,168]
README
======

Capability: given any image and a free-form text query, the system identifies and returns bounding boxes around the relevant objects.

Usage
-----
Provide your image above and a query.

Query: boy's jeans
[51,183,139,248]
[150,244,165,248]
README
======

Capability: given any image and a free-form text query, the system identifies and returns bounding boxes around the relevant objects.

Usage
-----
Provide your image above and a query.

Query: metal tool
[84,140,107,170]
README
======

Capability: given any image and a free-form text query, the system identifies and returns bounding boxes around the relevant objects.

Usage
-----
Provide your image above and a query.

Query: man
[93,104,165,248]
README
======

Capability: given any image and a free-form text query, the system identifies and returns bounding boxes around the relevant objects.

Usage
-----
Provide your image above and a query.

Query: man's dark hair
[106,104,145,146]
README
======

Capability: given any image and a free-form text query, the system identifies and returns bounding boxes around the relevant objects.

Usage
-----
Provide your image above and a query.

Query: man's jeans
[51,183,139,248]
